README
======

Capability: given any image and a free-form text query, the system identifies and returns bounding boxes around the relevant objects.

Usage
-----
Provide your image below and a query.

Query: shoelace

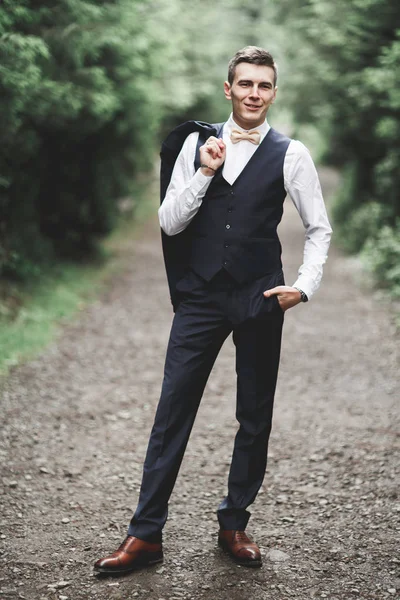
[235,531,249,543]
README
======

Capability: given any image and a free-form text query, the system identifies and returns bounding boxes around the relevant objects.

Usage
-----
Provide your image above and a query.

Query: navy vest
[188,127,291,284]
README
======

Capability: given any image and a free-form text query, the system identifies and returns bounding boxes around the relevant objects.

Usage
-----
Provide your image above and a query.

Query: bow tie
[230,128,261,145]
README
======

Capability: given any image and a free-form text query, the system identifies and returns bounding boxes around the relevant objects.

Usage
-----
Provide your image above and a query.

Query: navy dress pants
[128,269,284,542]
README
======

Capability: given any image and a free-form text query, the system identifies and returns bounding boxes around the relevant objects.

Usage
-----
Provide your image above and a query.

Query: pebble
[276,494,288,504]
[267,549,290,562]
[47,581,71,590]
[61,518,70,524]
[9,481,18,488]
[388,589,396,595]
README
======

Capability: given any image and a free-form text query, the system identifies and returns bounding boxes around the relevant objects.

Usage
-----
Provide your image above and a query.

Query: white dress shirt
[159,114,332,300]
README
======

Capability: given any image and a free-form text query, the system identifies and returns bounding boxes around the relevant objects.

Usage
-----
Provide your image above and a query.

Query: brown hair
[228,46,278,86]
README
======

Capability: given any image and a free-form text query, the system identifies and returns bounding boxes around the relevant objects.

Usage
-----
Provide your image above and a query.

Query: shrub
[362,224,400,297]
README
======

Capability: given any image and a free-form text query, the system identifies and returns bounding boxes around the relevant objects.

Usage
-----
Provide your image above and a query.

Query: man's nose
[249,85,261,98]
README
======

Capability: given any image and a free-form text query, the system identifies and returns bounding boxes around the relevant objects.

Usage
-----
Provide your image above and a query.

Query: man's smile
[244,103,263,110]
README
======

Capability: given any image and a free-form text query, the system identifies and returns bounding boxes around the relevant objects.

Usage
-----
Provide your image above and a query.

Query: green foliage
[0,0,184,278]
[332,164,394,254]
[0,263,102,373]
[271,0,400,294]
[334,200,393,254]
[0,171,156,374]
[362,224,400,297]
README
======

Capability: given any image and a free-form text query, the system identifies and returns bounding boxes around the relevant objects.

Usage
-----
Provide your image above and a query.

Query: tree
[269,0,400,293]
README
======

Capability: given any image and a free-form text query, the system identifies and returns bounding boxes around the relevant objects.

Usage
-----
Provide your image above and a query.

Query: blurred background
[0,0,399,366]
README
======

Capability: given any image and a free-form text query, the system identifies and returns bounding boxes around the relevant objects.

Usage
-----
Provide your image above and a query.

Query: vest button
[224,243,229,248]
[228,207,233,212]
[225,224,231,229]
[230,191,234,195]
[223,261,229,266]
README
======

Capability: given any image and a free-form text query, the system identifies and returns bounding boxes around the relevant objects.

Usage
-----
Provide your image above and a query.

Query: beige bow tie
[230,128,261,145]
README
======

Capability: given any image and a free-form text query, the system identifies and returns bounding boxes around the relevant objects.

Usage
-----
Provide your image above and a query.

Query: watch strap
[294,287,308,302]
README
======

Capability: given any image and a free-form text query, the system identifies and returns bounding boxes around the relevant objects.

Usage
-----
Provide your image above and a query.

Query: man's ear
[224,81,232,100]
[272,86,278,103]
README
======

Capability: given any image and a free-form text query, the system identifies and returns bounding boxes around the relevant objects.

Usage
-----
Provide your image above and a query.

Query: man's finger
[205,137,220,149]
[263,286,281,297]
[207,146,223,159]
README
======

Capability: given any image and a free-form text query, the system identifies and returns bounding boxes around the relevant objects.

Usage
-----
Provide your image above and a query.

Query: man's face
[224,63,277,129]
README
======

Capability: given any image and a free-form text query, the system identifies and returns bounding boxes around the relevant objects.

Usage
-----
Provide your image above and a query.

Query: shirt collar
[226,113,270,139]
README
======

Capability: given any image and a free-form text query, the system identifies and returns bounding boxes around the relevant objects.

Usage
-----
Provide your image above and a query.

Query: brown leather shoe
[218,530,262,567]
[94,536,163,574]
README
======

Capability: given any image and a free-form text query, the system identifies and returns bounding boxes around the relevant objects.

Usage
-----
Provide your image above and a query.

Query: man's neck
[229,114,269,133]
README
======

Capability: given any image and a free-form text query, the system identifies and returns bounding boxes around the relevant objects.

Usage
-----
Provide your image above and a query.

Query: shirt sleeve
[284,140,333,300]
[158,131,214,236]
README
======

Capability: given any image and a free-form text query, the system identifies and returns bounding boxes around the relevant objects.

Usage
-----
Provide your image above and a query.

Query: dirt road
[1,169,399,600]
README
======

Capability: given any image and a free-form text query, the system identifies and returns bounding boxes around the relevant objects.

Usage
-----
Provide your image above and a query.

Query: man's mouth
[244,103,262,110]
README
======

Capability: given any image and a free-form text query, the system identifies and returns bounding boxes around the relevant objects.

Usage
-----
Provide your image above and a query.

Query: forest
[1,0,399,294]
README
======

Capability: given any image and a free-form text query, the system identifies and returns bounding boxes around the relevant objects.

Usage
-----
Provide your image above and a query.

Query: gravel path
[1,168,399,600]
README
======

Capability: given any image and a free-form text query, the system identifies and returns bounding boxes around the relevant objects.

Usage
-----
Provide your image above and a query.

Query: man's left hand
[263,286,302,312]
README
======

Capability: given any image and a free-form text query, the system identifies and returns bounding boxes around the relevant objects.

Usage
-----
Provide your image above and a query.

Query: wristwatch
[294,287,308,303]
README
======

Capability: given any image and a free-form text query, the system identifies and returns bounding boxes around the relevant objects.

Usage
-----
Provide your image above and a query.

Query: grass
[0,174,158,376]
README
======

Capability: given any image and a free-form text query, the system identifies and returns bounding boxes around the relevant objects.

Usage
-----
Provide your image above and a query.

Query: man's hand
[263,286,302,312]
[199,136,226,175]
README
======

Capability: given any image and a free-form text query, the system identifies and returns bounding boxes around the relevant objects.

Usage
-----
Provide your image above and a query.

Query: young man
[94,46,332,573]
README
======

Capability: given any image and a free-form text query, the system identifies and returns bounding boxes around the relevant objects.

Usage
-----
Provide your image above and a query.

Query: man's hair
[228,46,278,86]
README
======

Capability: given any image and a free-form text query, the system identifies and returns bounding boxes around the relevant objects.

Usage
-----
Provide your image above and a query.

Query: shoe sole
[94,555,163,575]
[218,540,262,568]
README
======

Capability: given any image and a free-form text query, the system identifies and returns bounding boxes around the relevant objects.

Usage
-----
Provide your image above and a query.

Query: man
[94,46,332,574]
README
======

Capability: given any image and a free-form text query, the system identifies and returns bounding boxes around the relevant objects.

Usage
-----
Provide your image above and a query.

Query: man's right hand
[199,136,226,175]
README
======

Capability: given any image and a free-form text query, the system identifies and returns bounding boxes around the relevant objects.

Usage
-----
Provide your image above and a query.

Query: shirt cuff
[190,168,214,194]
[292,277,314,301]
